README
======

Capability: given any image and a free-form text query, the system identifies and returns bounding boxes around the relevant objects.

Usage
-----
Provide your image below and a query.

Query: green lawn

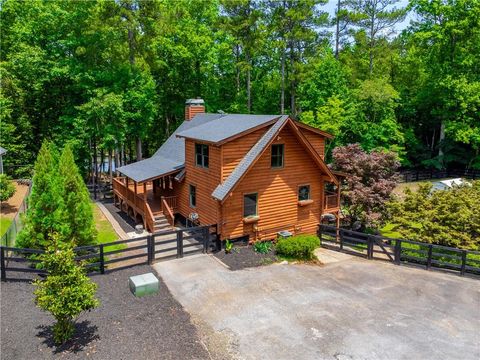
[0,217,12,237]
[91,203,126,253]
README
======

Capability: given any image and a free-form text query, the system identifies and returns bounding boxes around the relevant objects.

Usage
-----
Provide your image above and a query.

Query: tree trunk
[280,44,286,114]
[136,137,142,161]
[246,52,251,113]
[335,0,341,59]
[235,44,241,94]
[93,138,98,200]
[108,149,113,181]
[99,148,104,183]
[289,43,296,118]
[369,11,375,75]
[438,120,446,167]
[114,148,120,173]
[121,144,125,166]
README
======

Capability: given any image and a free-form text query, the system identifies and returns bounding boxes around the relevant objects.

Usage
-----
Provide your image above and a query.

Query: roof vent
[185,98,205,120]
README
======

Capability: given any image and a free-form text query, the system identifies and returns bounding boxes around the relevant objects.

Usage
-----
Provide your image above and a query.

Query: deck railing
[112,177,156,232]
[161,197,175,226]
[162,196,177,211]
[324,191,339,209]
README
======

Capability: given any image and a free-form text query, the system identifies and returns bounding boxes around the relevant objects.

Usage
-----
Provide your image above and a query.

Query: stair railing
[161,197,175,226]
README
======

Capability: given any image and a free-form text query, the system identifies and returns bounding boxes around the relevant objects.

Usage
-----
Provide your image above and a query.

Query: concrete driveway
[153,253,479,360]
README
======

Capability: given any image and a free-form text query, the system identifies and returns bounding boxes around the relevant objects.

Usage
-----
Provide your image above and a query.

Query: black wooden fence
[399,168,480,183]
[0,224,218,281]
[318,225,480,276]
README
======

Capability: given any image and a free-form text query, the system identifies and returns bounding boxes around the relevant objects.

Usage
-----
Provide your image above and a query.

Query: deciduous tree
[332,143,400,228]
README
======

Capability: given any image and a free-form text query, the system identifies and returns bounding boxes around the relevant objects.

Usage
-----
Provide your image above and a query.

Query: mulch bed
[213,245,278,271]
[1,265,210,360]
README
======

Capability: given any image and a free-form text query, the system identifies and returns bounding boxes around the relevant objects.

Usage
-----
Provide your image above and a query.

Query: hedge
[276,234,320,260]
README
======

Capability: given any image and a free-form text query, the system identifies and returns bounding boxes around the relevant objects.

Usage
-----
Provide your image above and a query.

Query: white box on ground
[129,272,159,297]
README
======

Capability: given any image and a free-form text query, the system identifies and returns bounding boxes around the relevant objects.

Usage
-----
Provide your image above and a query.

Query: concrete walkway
[153,254,479,360]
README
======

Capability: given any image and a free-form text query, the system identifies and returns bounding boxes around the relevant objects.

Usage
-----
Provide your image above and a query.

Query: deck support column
[134,181,137,195]
[143,182,147,201]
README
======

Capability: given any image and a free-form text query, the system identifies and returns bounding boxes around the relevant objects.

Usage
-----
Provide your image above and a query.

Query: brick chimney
[185,98,205,120]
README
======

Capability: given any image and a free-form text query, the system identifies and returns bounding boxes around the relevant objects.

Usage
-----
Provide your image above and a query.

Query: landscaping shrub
[276,235,320,260]
[34,235,99,344]
[0,174,16,202]
[253,240,272,254]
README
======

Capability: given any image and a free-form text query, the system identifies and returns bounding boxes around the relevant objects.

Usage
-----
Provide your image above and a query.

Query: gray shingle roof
[211,115,289,201]
[176,114,280,144]
[0,147,6,156]
[117,113,223,182]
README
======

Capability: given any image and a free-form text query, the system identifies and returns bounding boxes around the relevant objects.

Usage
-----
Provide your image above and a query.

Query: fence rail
[318,225,480,277]
[399,169,480,183]
[1,224,218,281]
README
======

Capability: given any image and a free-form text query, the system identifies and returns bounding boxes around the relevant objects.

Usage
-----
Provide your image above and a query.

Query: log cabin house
[113,99,342,241]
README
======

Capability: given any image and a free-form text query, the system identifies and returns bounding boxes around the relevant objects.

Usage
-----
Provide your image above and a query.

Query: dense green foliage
[0,174,15,202]
[0,0,478,177]
[34,238,99,344]
[17,142,96,249]
[387,181,480,250]
[276,234,320,260]
[253,240,272,254]
[59,145,97,246]
[332,144,400,228]
[16,142,64,249]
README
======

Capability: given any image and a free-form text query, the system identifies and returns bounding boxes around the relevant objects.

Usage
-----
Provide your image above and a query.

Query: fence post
[367,236,373,259]
[147,235,153,265]
[460,250,467,276]
[394,240,401,265]
[426,244,433,270]
[203,226,210,254]
[1,247,6,281]
[339,229,343,251]
[177,230,183,258]
[99,244,105,274]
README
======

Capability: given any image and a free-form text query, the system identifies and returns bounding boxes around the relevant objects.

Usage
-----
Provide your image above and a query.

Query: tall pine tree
[58,145,97,247]
[17,142,63,249]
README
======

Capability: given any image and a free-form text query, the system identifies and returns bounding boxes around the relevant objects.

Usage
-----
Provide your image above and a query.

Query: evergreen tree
[58,145,97,247]
[16,141,63,249]
[34,236,99,344]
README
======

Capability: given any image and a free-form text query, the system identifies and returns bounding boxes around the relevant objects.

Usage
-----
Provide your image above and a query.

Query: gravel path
[1,265,212,359]
[100,199,137,233]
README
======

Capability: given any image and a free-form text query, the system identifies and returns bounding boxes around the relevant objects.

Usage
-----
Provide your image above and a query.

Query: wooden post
[143,182,147,201]
[0,247,6,281]
[460,250,467,276]
[134,181,137,194]
[177,230,184,258]
[147,235,153,265]
[203,226,210,254]
[339,229,343,251]
[335,212,340,242]
[394,240,402,265]
[426,244,433,270]
[99,244,105,274]
[367,236,373,260]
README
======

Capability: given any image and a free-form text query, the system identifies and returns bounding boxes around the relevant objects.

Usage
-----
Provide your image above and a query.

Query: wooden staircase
[152,214,171,232]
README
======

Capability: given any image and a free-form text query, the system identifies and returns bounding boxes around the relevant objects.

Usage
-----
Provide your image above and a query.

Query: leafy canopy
[387,181,480,250]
